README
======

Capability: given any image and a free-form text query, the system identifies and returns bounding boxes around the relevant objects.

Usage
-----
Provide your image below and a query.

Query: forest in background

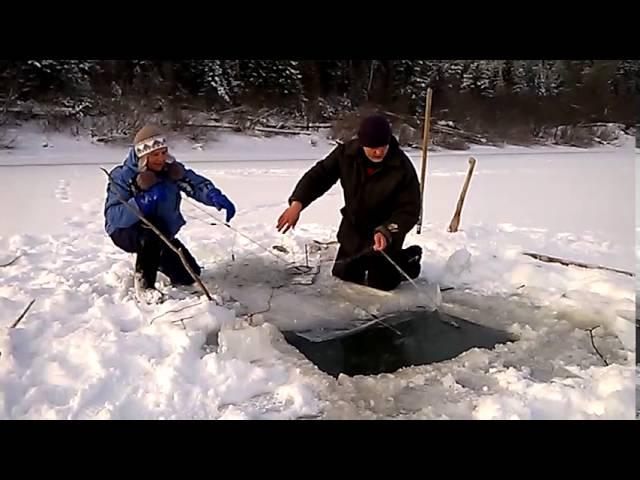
[1,60,637,149]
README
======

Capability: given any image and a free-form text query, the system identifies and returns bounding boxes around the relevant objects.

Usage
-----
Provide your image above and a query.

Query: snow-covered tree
[533,60,564,97]
[237,60,302,99]
[510,60,537,95]
[14,60,97,96]
[612,59,640,95]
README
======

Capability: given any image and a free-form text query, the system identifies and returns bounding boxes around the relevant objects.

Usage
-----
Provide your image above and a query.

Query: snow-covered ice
[0,126,635,419]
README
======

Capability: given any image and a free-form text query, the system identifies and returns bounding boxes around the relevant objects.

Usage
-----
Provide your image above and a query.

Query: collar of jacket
[344,135,404,168]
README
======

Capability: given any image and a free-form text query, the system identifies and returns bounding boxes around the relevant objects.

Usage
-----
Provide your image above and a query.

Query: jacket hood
[122,147,140,174]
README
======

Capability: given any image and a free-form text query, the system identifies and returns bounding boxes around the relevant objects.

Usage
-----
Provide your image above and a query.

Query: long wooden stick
[448,156,477,233]
[416,87,433,234]
[100,168,213,301]
[522,252,634,277]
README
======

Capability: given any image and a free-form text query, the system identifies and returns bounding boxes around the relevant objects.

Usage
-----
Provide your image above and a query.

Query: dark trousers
[110,222,201,288]
[331,243,422,292]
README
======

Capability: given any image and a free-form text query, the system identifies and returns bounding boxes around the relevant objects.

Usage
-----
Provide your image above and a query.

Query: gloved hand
[206,189,236,222]
[135,182,167,216]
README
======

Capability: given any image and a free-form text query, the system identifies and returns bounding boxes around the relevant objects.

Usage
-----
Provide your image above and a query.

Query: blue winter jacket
[104,148,223,237]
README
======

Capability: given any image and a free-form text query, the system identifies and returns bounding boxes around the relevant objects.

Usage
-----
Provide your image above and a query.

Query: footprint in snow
[55,179,71,203]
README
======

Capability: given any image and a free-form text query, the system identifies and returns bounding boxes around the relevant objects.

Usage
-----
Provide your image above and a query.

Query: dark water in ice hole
[282,309,517,377]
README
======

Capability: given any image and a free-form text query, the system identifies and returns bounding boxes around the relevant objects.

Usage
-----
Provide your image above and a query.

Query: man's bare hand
[277,201,303,234]
[373,232,388,251]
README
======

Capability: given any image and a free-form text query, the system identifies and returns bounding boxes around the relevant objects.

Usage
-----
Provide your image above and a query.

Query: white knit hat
[133,125,170,170]
[134,134,168,158]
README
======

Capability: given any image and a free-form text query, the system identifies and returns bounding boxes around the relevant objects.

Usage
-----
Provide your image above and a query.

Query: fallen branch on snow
[151,299,208,325]
[182,122,316,136]
[432,124,487,144]
[254,126,313,136]
[171,317,194,329]
[91,133,130,144]
[523,252,633,277]
[254,121,331,130]
[100,168,213,301]
[247,108,278,128]
[217,106,249,115]
[184,121,239,130]
[290,123,332,129]
[0,254,22,268]
[11,299,36,329]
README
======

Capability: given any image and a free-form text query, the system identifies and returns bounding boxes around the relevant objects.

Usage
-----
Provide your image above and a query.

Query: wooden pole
[416,87,433,234]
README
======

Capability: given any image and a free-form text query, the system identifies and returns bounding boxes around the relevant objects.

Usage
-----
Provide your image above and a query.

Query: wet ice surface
[264,289,633,420]
[203,251,442,333]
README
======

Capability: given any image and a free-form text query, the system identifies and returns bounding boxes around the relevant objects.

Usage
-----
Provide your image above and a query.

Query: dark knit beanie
[358,115,392,148]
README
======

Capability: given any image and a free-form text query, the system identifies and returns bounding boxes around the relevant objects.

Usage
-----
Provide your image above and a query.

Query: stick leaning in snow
[448,156,476,233]
[100,168,213,301]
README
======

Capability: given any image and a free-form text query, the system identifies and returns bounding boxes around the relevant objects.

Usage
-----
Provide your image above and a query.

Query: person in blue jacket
[104,125,235,301]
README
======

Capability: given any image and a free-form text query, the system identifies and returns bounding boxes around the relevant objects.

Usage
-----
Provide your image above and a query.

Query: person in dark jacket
[104,125,236,302]
[277,115,423,291]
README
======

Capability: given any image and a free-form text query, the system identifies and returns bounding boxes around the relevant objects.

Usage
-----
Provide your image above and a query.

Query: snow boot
[134,272,166,304]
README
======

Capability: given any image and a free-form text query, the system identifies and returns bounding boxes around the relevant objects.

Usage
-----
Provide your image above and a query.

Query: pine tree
[237,60,302,99]
[317,60,350,96]
[16,60,97,97]
[198,60,239,104]
[612,60,639,95]
[460,61,480,93]
[474,60,501,98]
[441,60,466,90]
[533,60,564,96]
[394,60,440,115]
[511,60,535,95]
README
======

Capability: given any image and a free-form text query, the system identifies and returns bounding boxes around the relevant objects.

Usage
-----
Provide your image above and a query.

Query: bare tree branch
[11,299,36,329]
[151,299,208,324]
[100,168,213,301]
[587,326,609,366]
[0,254,21,268]
[253,126,313,136]
[1,88,16,123]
